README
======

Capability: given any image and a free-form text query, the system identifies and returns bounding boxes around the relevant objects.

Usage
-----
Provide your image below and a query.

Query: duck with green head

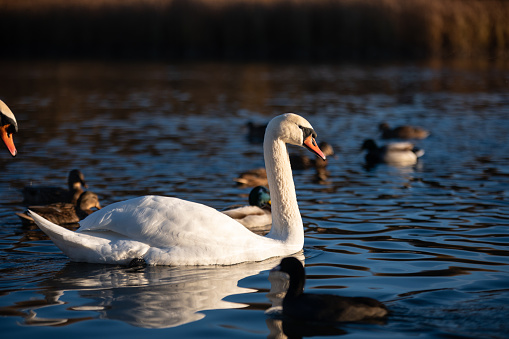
[222,186,272,234]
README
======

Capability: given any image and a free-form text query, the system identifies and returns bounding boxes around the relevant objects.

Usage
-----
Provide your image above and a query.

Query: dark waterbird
[22,169,88,205]
[273,257,388,323]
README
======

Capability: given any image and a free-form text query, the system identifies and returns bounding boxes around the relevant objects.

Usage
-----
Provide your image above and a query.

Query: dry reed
[0,0,507,60]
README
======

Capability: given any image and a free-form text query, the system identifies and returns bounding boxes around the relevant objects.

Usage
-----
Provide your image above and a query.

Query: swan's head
[267,113,326,160]
[0,100,18,157]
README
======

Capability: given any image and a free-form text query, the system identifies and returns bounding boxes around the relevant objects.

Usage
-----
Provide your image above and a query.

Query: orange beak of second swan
[1,124,16,157]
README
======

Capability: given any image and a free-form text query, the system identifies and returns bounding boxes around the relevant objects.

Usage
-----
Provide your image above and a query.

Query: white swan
[30,113,326,266]
[0,99,18,157]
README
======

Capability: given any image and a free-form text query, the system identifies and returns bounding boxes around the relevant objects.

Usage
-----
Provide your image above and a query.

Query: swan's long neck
[264,133,304,246]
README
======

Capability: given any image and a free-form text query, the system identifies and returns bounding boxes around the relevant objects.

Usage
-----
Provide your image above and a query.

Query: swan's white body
[31,113,325,266]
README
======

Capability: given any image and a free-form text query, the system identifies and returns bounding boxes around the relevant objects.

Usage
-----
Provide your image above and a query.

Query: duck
[379,122,429,140]
[16,191,102,226]
[29,113,326,266]
[273,257,388,323]
[221,186,272,233]
[22,169,88,205]
[234,167,268,187]
[0,99,18,157]
[361,139,424,166]
[234,142,332,187]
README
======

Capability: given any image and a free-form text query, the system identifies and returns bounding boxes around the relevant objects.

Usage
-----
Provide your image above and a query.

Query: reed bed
[0,0,507,60]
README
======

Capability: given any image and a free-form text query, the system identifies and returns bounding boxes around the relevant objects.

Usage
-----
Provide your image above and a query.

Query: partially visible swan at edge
[29,113,326,266]
[0,99,18,157]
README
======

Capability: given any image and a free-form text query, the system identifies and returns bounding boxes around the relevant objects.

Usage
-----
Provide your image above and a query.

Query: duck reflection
[266,267,347,338]
[265,257,386,338]
[22,256,297,329]
[266,258,346,338]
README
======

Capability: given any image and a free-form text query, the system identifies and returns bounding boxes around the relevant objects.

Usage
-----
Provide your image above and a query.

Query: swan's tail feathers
[28,210,149,265]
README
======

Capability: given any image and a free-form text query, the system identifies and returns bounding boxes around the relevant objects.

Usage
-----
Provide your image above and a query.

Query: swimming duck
[234,142,332,187]
[379,122,429,140]
[221,186,272,234]
[22,169,87,205]
[234,167,268,187]
[0,100,18,157]
[361,139,424,166]
[29,113,326,266]
[16,191,102,226]
[273,257,388,323]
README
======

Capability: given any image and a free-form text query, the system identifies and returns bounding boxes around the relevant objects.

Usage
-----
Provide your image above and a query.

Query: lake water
[0,60,508,338]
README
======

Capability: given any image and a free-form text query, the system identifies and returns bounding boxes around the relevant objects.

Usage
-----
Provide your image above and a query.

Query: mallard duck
[29,113,326,266]
[273,257,388,323]
[0,99,18,157]
[361,139,424,166]
[17,191,102,226]
[221,186,272,233]
[379,122,429,140]
[22,169,88,205]
[235,142,333,187]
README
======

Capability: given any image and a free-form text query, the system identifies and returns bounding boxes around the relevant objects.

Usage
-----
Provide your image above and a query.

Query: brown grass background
[0,0,508,61]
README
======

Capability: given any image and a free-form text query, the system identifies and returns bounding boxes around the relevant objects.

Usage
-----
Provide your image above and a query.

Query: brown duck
[379,122,429,140]
[16,191,102,226]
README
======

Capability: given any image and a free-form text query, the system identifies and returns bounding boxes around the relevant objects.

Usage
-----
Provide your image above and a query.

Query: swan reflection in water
[14,255,301,329]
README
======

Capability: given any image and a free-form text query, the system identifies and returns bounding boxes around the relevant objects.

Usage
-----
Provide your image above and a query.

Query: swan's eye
[299,126,317,140]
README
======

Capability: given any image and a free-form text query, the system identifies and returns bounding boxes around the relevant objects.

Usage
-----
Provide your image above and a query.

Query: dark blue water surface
[0,61,508,338]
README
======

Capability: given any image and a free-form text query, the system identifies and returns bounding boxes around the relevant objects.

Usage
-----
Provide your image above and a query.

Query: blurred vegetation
[0,0,508,61]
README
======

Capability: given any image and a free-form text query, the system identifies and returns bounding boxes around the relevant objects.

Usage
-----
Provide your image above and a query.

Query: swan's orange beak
[304,135,326,160]
[1,124,16,157]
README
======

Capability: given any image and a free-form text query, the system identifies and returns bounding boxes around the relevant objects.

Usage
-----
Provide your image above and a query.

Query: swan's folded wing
[78,196,261,249]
